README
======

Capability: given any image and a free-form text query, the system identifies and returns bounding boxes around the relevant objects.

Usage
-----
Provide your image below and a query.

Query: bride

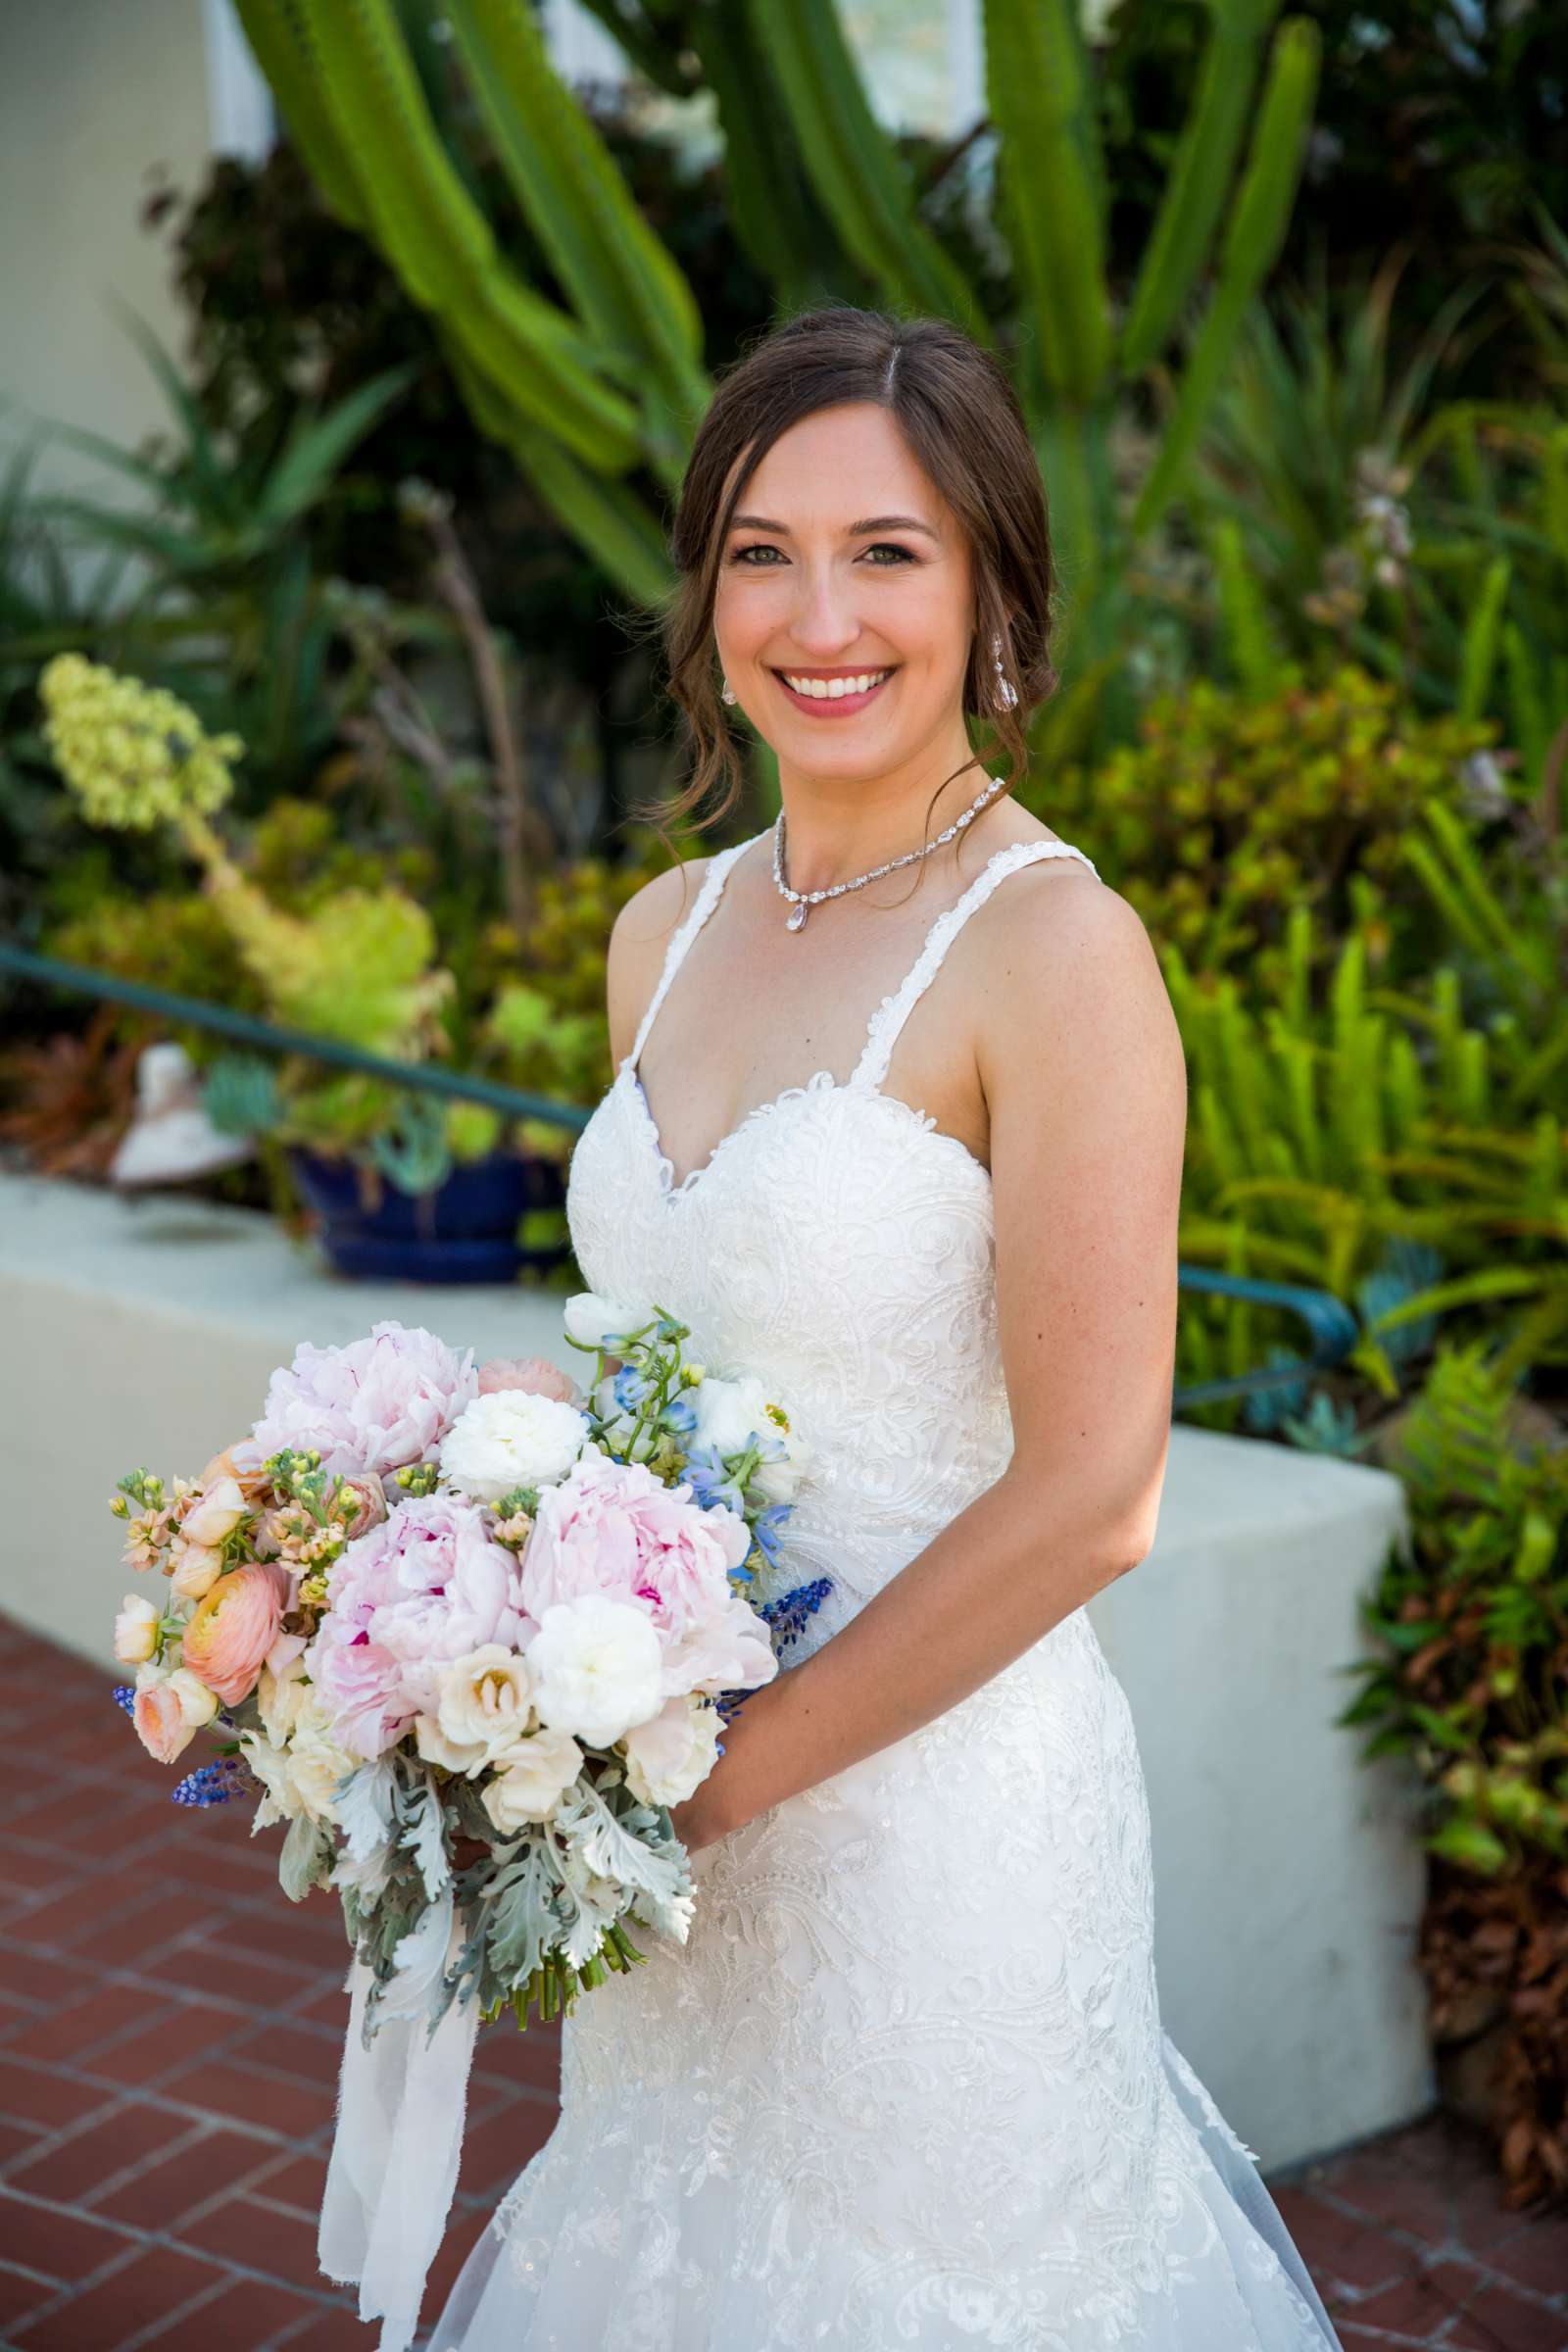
[428,306,1345,2350]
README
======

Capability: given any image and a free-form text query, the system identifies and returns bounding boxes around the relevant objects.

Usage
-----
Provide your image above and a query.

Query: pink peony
[250,1320,478,1479]
[477,1354,583,1406]
[180,1560,289,1707]
[519,1447,772,1697]
[304,1491,529,1759]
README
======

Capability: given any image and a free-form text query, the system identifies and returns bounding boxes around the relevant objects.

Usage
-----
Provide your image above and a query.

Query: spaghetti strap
[623,836,757,1076]
[851,838,1098,1094]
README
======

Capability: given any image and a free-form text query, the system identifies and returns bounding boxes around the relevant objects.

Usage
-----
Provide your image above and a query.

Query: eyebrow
[728,512,941,541]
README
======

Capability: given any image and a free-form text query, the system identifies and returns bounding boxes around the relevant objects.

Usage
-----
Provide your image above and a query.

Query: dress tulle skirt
[423,1617,1343,2352]
[427,2033,1341,2352]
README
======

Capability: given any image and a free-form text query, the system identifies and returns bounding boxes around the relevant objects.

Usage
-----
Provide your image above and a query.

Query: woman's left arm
[671,879,1189,1852]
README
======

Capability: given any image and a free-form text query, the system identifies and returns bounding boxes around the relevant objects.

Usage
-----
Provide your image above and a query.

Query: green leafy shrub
[1339,1341,1568,2206]
[1020,662,1498,986]
[1166,902,1568,1416]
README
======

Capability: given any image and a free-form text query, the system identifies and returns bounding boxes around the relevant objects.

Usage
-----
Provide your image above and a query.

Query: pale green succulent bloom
[39,651,242,831]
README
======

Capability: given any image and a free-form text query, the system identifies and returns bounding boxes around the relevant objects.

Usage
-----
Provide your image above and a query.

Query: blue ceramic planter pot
[287,1146,568,1285]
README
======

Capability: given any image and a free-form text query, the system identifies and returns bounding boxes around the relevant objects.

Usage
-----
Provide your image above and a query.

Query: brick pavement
[0,1613,1561,2351]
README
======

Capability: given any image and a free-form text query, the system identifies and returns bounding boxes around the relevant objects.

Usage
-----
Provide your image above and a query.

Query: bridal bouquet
[109,1293,827,2349]
[111,1294,823,2038]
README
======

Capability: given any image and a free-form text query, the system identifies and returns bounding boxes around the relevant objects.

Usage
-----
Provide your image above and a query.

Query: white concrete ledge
[0,1171,1430,2167]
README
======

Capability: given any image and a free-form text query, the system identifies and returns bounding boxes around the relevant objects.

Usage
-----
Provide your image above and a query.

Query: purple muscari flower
[112,1684,136,1715]
[707,1575,834,1731]
[760,1575,832,1652]
[171,1756,253,1807]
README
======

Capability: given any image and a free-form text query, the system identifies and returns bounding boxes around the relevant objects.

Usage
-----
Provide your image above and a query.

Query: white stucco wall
[0,0,254,505]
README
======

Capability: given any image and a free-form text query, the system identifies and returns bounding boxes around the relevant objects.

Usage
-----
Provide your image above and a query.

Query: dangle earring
[719,674,737,706]
[991,634,1018,710]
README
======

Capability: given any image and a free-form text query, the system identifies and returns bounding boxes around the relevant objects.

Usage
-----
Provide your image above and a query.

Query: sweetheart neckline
[617,1063,994,1203]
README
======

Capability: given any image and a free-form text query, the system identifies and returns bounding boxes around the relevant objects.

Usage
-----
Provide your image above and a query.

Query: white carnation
[525,1592,665,1748]
[621,1693,721,1808]
[482,1726,585,1831]
[438,1390,590,1501]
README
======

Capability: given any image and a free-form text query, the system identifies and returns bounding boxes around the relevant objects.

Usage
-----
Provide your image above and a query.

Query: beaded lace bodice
[563,829,1100,1662]
[431,828,1344,2352]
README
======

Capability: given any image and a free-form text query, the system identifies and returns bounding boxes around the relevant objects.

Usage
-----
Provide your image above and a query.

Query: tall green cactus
[234,0,1321,655]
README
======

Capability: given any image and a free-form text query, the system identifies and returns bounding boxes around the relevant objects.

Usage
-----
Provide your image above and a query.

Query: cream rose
[114,1592,161,1666]
[181,1475,250,1547]
[621,1692,722,1809]
[169,1541,224,1601]
[288,1700,359,1824]
[414,1712,491,1778]
[166,1666,221,1728]
[481,1726,584,1831]
[436,1644,537,1757]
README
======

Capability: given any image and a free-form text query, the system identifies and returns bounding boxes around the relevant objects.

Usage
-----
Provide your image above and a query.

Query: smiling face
[711,402,976,788]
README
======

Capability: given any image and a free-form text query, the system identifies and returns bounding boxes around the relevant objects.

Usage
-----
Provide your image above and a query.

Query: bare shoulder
[605,853,714,1066]
[968,858,1185,1097]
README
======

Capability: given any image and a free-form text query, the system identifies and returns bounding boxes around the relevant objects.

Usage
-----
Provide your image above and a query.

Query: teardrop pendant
[786,900,808,932]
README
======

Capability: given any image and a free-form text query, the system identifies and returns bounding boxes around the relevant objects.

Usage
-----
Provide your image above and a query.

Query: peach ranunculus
[180,1560,289,1706]
[194,1437,272,1504]
[477,1354,584,1407]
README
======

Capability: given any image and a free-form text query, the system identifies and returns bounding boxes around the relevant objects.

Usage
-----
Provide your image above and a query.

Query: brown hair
[628,306,1058,866]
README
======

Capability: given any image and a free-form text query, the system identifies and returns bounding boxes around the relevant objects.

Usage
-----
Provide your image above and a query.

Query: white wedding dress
[427,831,1345,2351]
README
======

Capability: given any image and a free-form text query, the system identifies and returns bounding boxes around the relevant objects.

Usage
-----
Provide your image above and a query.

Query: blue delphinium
[751,1503,792,1570]
[680,1441,746,1516]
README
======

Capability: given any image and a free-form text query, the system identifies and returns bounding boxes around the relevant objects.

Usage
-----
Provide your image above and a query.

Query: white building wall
[0,0,261,502]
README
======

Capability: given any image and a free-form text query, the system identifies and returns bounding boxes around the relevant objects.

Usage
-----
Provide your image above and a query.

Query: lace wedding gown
[428,831,1344,2352]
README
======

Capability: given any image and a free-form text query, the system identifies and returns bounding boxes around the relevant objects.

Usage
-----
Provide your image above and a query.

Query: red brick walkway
[0,1613,1562,2351]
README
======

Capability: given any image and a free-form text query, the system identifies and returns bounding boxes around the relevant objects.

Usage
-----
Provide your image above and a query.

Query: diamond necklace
[772,774,1009,932]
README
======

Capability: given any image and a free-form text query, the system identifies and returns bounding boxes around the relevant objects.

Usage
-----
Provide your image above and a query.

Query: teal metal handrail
[1,942,1359,1411]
